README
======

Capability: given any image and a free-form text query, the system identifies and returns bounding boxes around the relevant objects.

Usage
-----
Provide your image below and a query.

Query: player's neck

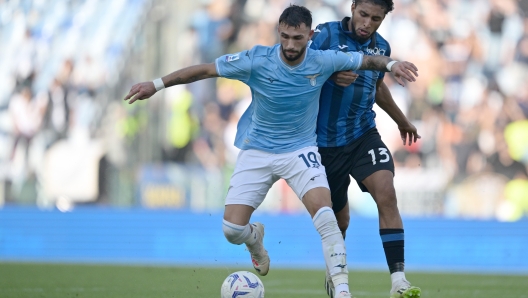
[279,50,307,67]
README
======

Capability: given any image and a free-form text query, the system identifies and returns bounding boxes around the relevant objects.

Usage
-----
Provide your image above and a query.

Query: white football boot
[246,222,270,276]
[325,270,335,297]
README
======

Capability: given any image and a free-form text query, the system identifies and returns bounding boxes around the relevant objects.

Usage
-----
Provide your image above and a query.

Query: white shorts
[225,146,329,209]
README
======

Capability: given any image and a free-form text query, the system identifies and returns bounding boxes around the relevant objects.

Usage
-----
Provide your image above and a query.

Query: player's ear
[308,29,314,39]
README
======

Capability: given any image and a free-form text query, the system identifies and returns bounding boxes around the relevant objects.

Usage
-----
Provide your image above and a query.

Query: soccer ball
[221,271,265,298]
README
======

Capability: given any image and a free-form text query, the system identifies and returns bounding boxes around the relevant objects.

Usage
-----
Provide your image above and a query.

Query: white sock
[222,220,257,246]
[391,271,406,286]
[335,283,349,295]
[313,207,349,294]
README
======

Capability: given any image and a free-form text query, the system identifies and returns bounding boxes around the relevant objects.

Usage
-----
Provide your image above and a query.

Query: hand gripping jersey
[310,17,392,147]
[215,43,363,154]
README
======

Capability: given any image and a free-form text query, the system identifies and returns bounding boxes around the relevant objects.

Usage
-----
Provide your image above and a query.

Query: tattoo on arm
[169,75,208,85]
[359,56,391,71]
[165,64,217,87]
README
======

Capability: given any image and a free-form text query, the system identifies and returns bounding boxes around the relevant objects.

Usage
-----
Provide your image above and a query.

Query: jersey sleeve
[309,23,330,50]
[325,50,364,72]
[215,49,252,83]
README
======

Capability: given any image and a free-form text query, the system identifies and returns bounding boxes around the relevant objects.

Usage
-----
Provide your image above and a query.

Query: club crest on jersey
[225,53,240,62]
[305,74,321,86]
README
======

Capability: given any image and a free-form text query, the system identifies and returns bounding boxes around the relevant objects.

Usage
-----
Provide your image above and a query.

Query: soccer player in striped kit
[310,0,422,297]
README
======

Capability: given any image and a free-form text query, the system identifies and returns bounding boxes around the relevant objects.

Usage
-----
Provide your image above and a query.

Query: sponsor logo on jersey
[363,47,386,56]
[338,44,348,50]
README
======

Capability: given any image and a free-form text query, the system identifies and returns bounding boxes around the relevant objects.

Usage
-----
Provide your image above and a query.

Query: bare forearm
[124,63,219,104]
[359,55,392,71]
[162,63,218,87]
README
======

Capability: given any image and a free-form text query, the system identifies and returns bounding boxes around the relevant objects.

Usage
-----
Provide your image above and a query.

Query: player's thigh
[361,170,396,203]
[350,133,395,193]
[319,146,354,213]
[225,149,278,211]
[275,146,330,202]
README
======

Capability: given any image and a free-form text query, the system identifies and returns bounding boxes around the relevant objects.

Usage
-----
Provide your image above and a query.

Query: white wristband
[386,61,398,72]
[153,78,165,91]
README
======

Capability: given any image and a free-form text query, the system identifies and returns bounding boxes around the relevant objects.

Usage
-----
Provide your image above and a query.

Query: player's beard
[281,45,306,62]
[349,21,372,44]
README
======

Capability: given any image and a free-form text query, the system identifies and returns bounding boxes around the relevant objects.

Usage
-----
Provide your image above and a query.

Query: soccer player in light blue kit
[124,5,418,298]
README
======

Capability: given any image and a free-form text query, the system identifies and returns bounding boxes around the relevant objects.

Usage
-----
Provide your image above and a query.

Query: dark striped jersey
[310,17,391,147]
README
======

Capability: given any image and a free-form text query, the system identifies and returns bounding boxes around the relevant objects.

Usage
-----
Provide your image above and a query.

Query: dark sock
[380,228,405,274]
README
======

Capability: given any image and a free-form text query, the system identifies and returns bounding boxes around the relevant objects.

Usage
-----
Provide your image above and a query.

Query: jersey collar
[340,17,377,49]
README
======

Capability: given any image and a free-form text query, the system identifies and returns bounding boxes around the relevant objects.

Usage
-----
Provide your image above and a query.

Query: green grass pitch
[0,262,526,297]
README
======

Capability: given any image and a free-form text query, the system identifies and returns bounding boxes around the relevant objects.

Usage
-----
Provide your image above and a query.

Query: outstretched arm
[124,63,218,104]
[360,56,419,87]
[375,80,421,146]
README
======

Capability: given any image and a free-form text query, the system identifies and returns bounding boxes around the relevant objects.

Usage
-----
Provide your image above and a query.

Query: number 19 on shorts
[368,148,390,165]
[298,152,321,168]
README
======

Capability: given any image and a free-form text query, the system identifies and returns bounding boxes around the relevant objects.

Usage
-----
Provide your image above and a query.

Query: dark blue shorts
[319,128,395,213]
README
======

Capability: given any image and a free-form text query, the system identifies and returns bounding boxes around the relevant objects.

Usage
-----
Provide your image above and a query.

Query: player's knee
[373,184,397,207]
[222,220,249,245]
[302,187,332,216]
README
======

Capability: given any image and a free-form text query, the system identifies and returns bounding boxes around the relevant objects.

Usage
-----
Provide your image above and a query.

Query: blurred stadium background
[1,0,528,293]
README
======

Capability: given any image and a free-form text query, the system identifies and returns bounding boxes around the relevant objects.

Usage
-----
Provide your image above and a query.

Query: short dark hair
[354,0,394,14]
[278,5,312,29]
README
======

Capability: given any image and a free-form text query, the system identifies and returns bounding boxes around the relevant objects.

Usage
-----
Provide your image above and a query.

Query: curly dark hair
[279,5,312,28]
[354,0,394,14]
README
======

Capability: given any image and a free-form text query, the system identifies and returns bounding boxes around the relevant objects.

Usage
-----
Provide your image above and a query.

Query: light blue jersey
[215,44,363,154]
